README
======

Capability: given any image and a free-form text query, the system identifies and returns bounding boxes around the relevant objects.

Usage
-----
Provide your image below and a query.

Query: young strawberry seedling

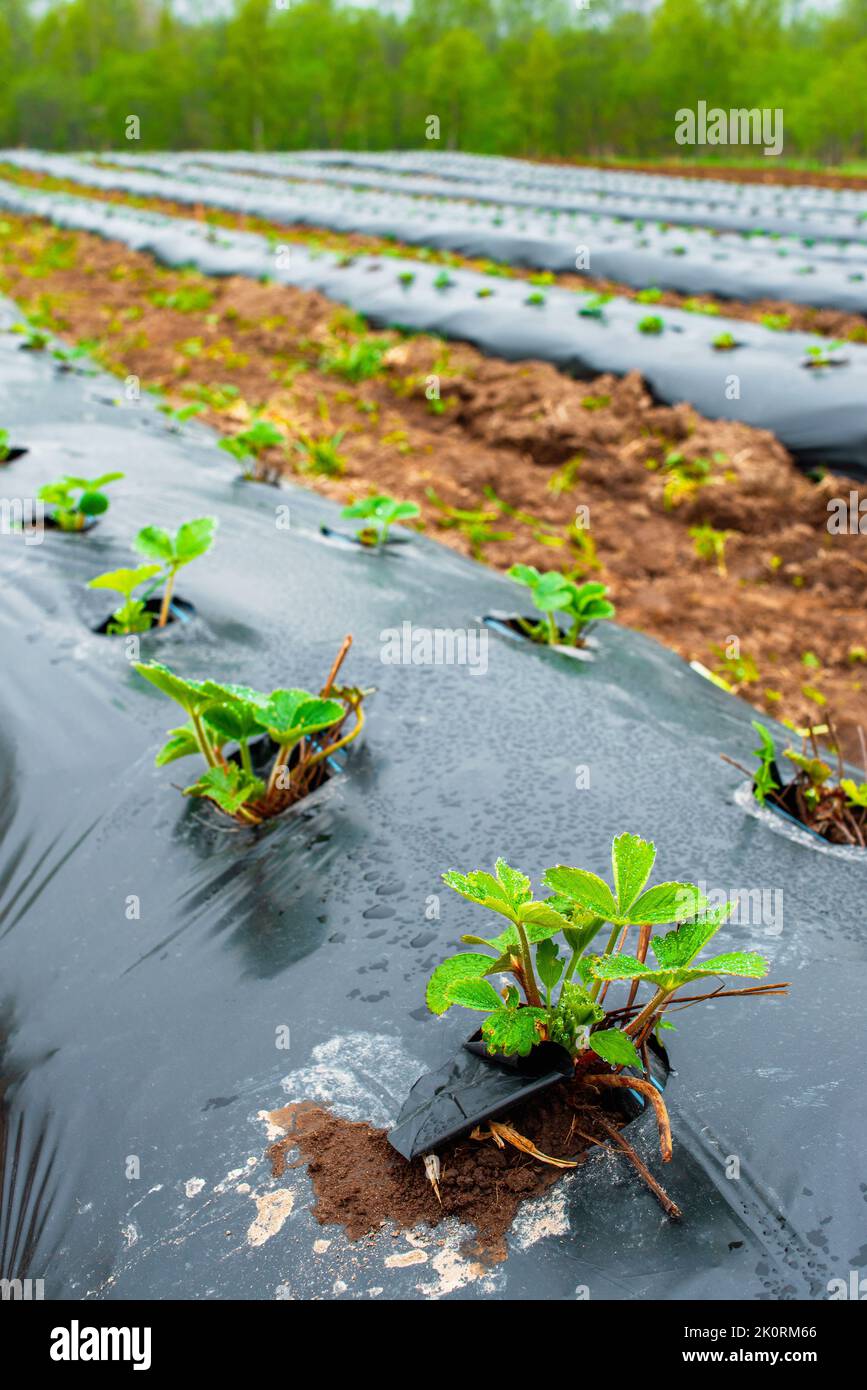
[712,331,738,351]
[37,472,123,531]
[133,516,218,626]
[426,833,784,1207]
[87,564,164,635]
[88,517,216,632]
[637,315,664,335]
[803,339,848,369]
[340,494,421,548]
[320,338,388,382]
[505,564,615,646]
[725,718,867,847]
[219,419,285,479]
[134,636,369,825]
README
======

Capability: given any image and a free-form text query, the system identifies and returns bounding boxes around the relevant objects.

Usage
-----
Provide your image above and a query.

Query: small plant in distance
[0,428,12,462]
[135,636,368,825]
[427,834,785,1202]
[87,564,164,635]
[724,718,867,847]
[506,565,614,646]
[803,339,847,369]
[37,473,123,530]
[294,430,346,477]
[525,291,546,306]
[340,494,420,547]
[219,419,284,478]
[689,524,730,576]
[133,516,218,626]
[637,314,664,334]
[578,292,611,319]
[433,271,455,290]
[12,320,49,351]
[320,338,388,383]
[636,287,662,304]
[712,331,738,351]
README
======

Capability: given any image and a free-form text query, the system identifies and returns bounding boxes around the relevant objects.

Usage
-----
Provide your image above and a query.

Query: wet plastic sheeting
[0,308,865,1300]
[11,149,867,316]
[1,177,866,478]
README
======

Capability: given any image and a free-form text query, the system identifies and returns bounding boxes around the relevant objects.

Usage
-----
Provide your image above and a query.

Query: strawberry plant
[37,472,123,530]
[133,516,217,626]
[88,564,164,635]
[0,429,11,462]
[803,339,847,369]
[340,494,420,547]
[578,293,611,319]
[637,315,664,334]
[219,419,285,478]
[427,834,783,1182]
[505,565,614,646]
[712,331,738,351]
[134,637,368,825]
[725,719,867,847]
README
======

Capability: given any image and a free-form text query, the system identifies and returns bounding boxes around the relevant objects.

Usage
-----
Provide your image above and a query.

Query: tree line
[1,0,866,163]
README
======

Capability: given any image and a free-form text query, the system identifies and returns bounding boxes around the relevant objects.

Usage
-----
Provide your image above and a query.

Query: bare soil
[2,214,865,762]
[267,1074,624,1258]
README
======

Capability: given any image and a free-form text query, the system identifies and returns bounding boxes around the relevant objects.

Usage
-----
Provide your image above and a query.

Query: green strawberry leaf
[494,858,533,908]
[587,1028,642,1068]
[155,723,201,766]
[611,833,656,912]
[426,953,494,1015]
[442,869,515,920]
[536,938,563,991]
[627,880,707,924]
[445,977,504,1011]
[481,1004,548,1057]
[182,764,264,814]
[650,904,733,970]
[542,865,618,920]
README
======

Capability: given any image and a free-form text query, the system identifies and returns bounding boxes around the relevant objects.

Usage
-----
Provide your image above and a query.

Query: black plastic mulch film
[2,157,867,478]
[0,304,864,1300]
[8,149,867,317]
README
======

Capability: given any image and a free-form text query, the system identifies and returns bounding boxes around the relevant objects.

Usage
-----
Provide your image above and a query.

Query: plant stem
[190,710,218,768]
[589,923,620,1000]
[158,566,177,628]
[266,740,296,800]
[625,986,672,1041]
[546,612,558,645]
[514,918,543,1007]
[239,738,253,776]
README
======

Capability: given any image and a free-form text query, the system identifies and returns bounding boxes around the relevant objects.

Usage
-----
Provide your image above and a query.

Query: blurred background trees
[2,0,865,164]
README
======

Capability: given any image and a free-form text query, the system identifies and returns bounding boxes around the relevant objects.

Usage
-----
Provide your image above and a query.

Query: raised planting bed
[2,176,867,478]
[0,299,864,1300]
[11,150,867,317]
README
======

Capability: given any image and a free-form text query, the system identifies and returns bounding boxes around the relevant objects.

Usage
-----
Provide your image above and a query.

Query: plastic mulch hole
[318,524,409,551]
[92,596,196,636]
[388,1032,668,1162]
[0,447,29,464]
[44,513,99,533]
[483,611,597,662]
[751,770,866,851]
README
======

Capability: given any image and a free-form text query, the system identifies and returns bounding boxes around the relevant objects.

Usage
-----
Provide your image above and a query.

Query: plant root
[584,1073,673,1162]
[470,1120,580,1169]
[594,1115,682,1221]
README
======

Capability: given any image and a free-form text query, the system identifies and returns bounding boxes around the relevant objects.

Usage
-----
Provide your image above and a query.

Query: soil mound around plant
[267,1080,622,1258]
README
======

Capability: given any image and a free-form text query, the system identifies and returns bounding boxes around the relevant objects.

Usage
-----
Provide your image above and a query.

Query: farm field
[1,0,866,1333]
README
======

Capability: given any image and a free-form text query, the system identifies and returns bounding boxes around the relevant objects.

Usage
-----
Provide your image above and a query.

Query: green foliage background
[2,0,866,163]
